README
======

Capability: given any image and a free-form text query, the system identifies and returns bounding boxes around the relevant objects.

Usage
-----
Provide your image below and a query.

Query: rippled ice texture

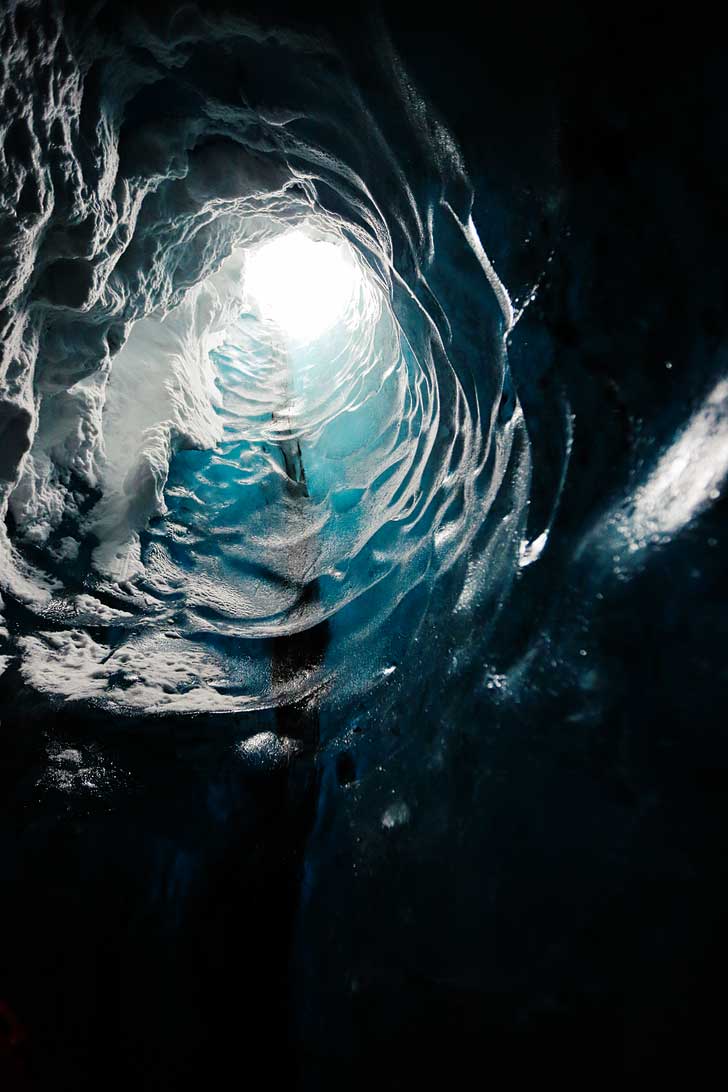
[0,1,530,718]
[2,7,727,1087]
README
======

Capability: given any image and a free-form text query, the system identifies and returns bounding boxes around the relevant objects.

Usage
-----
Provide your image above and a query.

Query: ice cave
[1,2,727,1088]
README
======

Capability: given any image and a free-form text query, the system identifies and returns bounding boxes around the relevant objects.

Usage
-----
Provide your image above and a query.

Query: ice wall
[0,0,529,718]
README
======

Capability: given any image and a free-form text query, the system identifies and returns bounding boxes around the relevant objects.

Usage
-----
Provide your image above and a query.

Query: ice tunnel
[1,2,727,1089]
[0,5,529,723]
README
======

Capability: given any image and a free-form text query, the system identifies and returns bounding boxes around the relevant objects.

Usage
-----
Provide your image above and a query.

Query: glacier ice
[1,2,720,733]
[1,4,726,1088]
[0,1,529,719]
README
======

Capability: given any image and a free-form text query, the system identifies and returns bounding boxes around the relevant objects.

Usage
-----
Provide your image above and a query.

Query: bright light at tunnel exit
[245,230,361,343]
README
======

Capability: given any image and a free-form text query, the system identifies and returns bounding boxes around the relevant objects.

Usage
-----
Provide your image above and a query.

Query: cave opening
[2,4,724,1089]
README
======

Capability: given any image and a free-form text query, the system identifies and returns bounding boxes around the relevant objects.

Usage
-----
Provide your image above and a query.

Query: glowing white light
[581,377,728,566]
[245,230,360,343]
[628,378,728,542]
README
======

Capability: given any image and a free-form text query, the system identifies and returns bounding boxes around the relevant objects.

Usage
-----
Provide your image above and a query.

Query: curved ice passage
[0,1,531,722]
[3,5,728,1086]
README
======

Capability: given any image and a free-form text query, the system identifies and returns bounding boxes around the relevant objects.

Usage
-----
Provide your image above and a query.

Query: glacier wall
[2,4,728,1088]
[0,0,530,719]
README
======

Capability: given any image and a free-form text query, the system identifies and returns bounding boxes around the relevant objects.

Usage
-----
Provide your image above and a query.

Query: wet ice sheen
[0,9,528,718]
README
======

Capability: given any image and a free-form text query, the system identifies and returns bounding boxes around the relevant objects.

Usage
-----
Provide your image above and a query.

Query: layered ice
[0,1,530,717]
[1,6,726,1083]
[3,2,718,721]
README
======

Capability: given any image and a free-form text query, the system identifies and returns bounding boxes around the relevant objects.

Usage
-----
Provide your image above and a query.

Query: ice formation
[2,4,726,1086]
[2,0,723,724]
[0,0,530,718]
